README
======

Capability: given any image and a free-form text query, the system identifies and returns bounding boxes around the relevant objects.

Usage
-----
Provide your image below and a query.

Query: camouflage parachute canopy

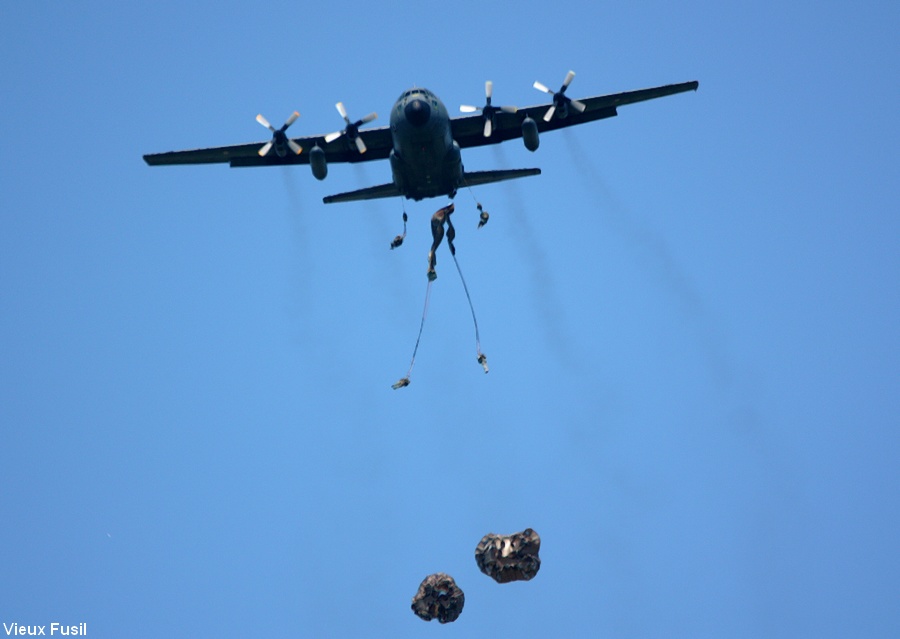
[475,528,541,584]
[411,573,465,623]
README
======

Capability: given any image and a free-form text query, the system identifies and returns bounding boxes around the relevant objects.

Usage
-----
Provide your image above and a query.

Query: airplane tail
[323,182,403,204]
[322,168,541,204]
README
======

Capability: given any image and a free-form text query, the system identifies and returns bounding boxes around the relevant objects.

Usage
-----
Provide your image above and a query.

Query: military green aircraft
[143,72,698,204]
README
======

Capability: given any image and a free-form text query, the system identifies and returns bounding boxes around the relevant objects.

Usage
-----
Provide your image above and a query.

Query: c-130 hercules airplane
[143,71,698,204]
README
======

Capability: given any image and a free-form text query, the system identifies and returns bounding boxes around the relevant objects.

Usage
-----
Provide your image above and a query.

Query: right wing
[451,81,699,150]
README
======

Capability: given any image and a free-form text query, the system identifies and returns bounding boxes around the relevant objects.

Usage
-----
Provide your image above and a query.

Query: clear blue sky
[2,2,898,637]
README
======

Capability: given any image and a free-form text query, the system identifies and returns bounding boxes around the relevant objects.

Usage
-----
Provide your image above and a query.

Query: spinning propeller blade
[326,102,377,153]
[533,70,584,121]
[256,113,274,131]
[257,140,273,157]
[460,80,517,137]
[256,111,302,157]
[284,111,300,127]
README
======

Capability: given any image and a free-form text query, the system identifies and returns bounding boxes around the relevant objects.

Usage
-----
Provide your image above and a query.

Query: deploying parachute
[411,573,465,624]
[408,528,540,621]
[475,528,542,584]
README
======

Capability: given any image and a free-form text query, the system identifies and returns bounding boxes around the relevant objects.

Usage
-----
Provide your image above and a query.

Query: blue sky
[2,1,898,637]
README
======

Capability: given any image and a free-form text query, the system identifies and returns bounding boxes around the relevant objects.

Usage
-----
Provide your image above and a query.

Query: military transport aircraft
[143,72,698,204]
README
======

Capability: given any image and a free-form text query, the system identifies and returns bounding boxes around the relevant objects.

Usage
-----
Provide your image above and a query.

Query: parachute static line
[459,181,490,370]
[448,181,489,371]
[451,247,489,373]
[392,278,433,389]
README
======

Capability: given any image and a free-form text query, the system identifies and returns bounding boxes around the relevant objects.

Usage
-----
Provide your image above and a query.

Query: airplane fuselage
[389,88,462,200]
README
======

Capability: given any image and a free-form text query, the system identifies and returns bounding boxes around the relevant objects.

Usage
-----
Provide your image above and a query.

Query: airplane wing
[450,80,699,150]
[143,125,394,167]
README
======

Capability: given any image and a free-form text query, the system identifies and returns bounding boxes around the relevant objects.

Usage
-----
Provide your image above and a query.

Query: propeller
[324,102,377,153]
[460,81,518,137]
[533,70,586,122]
[256,111,302,157]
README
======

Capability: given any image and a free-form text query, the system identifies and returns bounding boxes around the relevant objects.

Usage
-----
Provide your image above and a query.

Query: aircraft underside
[390,143,462,201]
[143,75,699,206]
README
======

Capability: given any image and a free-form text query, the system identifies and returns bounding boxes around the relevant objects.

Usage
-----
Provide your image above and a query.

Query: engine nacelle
[309,145,327,180]
[522,117,539,152]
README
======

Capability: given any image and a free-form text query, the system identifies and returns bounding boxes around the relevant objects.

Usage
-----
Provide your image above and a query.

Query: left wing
[143,125,394,167]
[451,80,699,150]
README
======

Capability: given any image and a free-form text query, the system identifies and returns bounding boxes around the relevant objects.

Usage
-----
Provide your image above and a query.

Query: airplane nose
[405,98,431,126]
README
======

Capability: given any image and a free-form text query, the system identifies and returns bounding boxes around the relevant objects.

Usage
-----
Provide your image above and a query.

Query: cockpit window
[398,88,434,101]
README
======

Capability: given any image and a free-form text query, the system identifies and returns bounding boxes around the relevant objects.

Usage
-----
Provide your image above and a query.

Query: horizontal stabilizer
[462,168,541,188]
[323,182,403,204]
